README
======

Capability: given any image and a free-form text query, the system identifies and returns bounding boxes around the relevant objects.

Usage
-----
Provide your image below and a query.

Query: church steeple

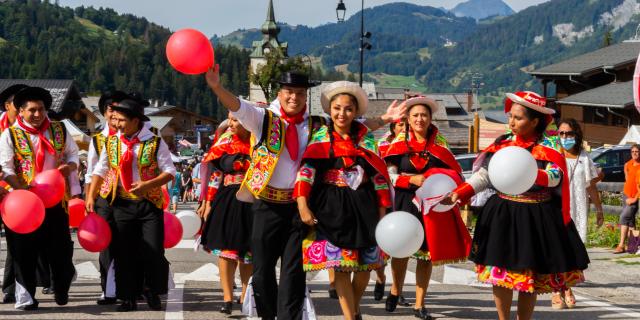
[261,0,280,38]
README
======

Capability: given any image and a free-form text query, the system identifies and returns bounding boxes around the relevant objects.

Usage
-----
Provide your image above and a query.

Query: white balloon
[488,146,538,195]
[375,211,424,258]
[176,210,201,239]
[415,173,458,212]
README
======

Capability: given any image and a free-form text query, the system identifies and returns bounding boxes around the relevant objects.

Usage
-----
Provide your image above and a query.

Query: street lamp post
[336,0,372,87]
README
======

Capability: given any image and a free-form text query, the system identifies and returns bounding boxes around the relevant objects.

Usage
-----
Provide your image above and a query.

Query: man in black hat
[85,90,127,305]
[0,83,27,304]
[206,67,405,319]
[86,99,175,312]
[0,86,79,310]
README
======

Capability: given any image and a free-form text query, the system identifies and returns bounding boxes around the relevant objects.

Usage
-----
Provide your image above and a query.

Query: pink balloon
[68,198,85,228]
[162,186,170,210]
[30,169,66,208]
[1,190,45,234]
[164,211,183,249]
[78,213,112,253]
[166,28,215,75]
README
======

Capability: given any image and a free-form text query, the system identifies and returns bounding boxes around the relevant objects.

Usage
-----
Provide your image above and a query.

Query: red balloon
[1,190,45,234]
[68,198,86,228]
[166,28,215,75]
[164,211,183,249]
[78,213,112,253]
[162,186,170,210]
[30,169,66,208]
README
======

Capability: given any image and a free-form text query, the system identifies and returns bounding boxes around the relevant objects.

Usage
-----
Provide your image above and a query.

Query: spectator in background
[551,119,604,310]
[614,144,640,254]
[192,158,202,201]
[168,164,183,213]
[181,167,192,203]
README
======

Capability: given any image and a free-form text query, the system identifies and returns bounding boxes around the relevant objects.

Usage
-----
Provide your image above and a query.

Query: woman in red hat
[382,96,469,319]
[442,91,589,320]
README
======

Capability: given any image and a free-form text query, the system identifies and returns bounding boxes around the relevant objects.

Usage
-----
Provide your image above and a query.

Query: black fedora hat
[98,90,129,114]
[278,71,318,88]
[13,87,53,110]
[127,91,151,107]
[110,99,150,122]
[0,84,29,111]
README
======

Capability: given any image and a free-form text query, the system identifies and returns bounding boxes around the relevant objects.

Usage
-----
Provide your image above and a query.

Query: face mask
[561,137,576,150]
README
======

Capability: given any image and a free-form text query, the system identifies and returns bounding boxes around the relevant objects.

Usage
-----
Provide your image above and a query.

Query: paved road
[0,202,639,319]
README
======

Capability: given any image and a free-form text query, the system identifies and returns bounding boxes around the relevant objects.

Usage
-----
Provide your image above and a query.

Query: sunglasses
[558,131,576,137]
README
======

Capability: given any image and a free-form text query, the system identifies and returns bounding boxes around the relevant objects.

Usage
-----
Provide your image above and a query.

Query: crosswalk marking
[75,261,101,280]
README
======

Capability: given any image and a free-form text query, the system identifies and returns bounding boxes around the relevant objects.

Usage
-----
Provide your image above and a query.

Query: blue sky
[57,0,549,36]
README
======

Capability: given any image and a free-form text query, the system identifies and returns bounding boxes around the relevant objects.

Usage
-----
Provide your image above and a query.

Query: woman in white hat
[382,96,467,319]
[442,91,589,320]
[293,81,392,320]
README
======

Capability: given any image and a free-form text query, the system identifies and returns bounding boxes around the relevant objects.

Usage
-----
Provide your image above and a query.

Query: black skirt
[394,188,428,252]
[201,184,253,253]
[309,182,379,250]
[470,194,589,274]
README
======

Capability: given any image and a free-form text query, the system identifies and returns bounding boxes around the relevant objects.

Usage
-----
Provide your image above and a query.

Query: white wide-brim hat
[505,91,555,115]
[320,81,368,117]
[404,96,440,115]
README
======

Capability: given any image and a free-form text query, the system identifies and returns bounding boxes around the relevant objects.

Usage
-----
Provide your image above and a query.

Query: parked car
[455,153,477,180]
[590,145,631,182]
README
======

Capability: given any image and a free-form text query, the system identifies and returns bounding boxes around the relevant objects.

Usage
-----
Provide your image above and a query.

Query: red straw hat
[504,91,554,115]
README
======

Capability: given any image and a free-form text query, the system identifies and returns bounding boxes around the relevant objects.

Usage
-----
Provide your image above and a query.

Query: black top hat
[0,84,29,111]
[278,72,318,88]
[110,99,150,122]
[13,87,53,110]
[98,90,129,114]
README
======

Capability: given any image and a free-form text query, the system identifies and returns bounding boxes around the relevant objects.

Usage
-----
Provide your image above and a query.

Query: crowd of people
[0,64,632,319]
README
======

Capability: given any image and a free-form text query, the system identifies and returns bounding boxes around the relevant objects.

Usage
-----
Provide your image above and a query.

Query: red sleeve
[205,186,217,201]
[534,169,548,187]
[454,182,476,205]
[293,181,312,199]
[395,175,411,189]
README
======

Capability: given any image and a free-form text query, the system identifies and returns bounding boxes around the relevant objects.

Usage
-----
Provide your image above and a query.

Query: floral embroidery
[302,230,385,272]
[476,264,585,294]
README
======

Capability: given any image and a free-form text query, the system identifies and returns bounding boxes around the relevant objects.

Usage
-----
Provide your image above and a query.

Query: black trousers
[4,204,74,302]
[111,197,168,300]
[251,200,307,319]
[2,232,53,295]
[95,197,116,297]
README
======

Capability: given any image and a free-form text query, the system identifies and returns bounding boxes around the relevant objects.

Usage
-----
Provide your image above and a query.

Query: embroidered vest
[9,122,66,188]
[98,135,164,209]
[239,110,325,202]
[92,132,107,156]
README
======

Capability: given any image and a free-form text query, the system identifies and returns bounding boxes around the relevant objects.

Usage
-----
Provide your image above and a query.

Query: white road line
[75,261,101,280]
[575,294,640,319]
[165,273,186,320]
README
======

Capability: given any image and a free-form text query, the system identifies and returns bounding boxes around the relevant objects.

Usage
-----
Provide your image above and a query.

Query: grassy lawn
[368,73,428,91]
[75,17,117,40]
[0,37,7,46]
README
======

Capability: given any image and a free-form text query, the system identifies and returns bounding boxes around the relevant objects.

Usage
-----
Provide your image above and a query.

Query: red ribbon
[17,117,55,173]
[119,134,140,192]
[279,106,305,162]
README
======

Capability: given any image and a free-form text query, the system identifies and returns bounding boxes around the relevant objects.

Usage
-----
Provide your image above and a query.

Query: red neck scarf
[17,117,55,173]
[119,133,140,192]
[408,130,429,172]
[279,106,306,162]
[108,127,117,136]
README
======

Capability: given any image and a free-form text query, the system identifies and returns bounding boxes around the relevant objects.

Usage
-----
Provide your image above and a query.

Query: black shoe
[399,295,411,306]
[116,299,137,312]
[414,307,433,320]
[2,294,15,304]
[54,292,69,306]
[42,287,55,295]
[220,301,233,314]
[328,288,338,299]
[16,300,39,311]
[355,313,363,320]
[143,291,162,311]
[374,280,385,301]
[96,297,118,305]
[385,294,399,312]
